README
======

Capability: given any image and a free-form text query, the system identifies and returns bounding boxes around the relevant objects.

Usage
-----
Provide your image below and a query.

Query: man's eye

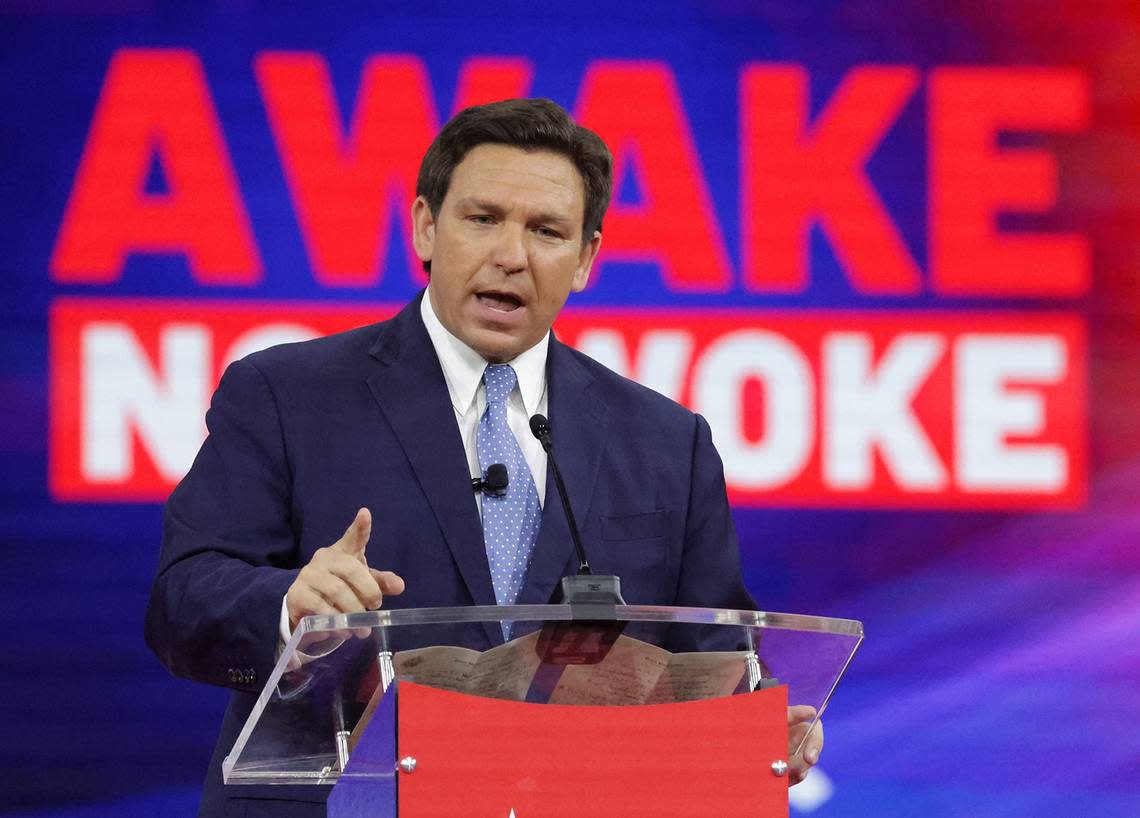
[468,214,495,225]
[535,226,563,239]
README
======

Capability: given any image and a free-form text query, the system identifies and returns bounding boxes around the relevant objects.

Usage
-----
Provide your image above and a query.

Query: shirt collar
[421,288,549,416]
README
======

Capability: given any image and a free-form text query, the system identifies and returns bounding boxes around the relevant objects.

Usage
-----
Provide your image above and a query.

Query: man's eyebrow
[454,197,576,227]
[529,211,575,227]
[453,197,505,215]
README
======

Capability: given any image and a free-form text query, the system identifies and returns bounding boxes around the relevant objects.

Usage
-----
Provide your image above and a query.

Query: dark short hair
[415,98,612,267]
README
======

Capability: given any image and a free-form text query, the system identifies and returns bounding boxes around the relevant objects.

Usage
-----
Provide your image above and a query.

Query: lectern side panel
[751,626,862,711]
[326,683,398,818]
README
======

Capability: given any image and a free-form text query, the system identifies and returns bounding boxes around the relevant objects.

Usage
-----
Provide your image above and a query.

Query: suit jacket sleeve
[144,357,301,692]
[674,413,756,612]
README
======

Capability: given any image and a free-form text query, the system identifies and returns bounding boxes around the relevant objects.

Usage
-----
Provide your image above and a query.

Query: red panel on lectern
[396,682,789,818]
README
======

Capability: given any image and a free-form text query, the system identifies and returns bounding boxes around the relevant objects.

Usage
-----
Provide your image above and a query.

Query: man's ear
[571,230,602,292]
[411,196,435,267]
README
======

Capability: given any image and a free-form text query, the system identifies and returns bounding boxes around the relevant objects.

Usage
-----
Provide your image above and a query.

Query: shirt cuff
[279,593,345,667]
[279,593,293,648]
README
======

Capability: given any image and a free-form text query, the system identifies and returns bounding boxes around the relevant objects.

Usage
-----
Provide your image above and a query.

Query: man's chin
[475,345,521,365]
[468,329,529,364]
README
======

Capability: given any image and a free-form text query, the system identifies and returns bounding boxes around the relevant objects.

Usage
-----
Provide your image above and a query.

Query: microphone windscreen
[529,413,550,440]
[485,463,509,493]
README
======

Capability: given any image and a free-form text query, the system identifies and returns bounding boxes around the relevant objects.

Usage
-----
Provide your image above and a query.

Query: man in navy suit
[146,98,821,817]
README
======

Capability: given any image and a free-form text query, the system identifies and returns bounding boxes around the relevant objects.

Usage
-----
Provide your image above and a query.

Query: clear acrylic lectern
[224,604,862,791]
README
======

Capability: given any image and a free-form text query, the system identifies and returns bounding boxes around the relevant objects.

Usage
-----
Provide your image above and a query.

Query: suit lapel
[365,299,501,645]
[517,337,610,606]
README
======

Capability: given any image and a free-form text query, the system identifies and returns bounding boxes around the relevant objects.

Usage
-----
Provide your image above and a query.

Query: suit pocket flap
[602,510,667,541]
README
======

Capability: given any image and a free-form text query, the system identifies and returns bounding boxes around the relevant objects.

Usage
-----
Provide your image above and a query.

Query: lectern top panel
[299,603,864,636]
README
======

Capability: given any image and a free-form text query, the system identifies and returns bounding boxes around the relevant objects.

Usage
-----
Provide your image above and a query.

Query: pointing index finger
[334,507,371,559]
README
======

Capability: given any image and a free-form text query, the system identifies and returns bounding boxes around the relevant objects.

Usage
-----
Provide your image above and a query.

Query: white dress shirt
[279,289,550,647]
[419,289,549,508]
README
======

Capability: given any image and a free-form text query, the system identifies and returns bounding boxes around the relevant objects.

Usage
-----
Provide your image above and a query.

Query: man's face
[412,143,601,363]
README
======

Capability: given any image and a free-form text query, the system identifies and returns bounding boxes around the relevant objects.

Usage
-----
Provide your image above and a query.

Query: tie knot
[483,364,518,407]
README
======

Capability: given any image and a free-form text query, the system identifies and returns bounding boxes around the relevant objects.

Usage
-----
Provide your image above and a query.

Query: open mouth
[476,291,525,313]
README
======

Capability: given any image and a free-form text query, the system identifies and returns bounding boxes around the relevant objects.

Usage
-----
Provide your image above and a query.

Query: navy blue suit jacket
[145,295,754,817]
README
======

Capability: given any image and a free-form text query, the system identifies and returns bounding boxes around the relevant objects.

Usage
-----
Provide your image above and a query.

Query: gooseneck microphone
[529,413,625,608]
[530,413,625,664]
[471,463,509,497]
[528,414,590,575]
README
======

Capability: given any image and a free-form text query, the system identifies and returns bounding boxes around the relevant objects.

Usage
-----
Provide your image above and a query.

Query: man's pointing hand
[285,508,405,637]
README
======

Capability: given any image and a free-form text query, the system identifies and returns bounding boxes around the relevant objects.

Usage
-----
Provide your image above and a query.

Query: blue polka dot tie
[477,364,542,610]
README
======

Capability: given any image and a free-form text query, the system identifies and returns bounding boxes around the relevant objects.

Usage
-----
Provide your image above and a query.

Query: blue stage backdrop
[2,2,1138,816]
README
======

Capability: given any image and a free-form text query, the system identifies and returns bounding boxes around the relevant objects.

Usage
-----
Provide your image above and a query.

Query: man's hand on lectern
[285,508,405,638]
[787,705,825,785]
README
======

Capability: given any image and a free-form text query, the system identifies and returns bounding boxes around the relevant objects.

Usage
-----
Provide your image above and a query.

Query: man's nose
[490,224,528,274]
